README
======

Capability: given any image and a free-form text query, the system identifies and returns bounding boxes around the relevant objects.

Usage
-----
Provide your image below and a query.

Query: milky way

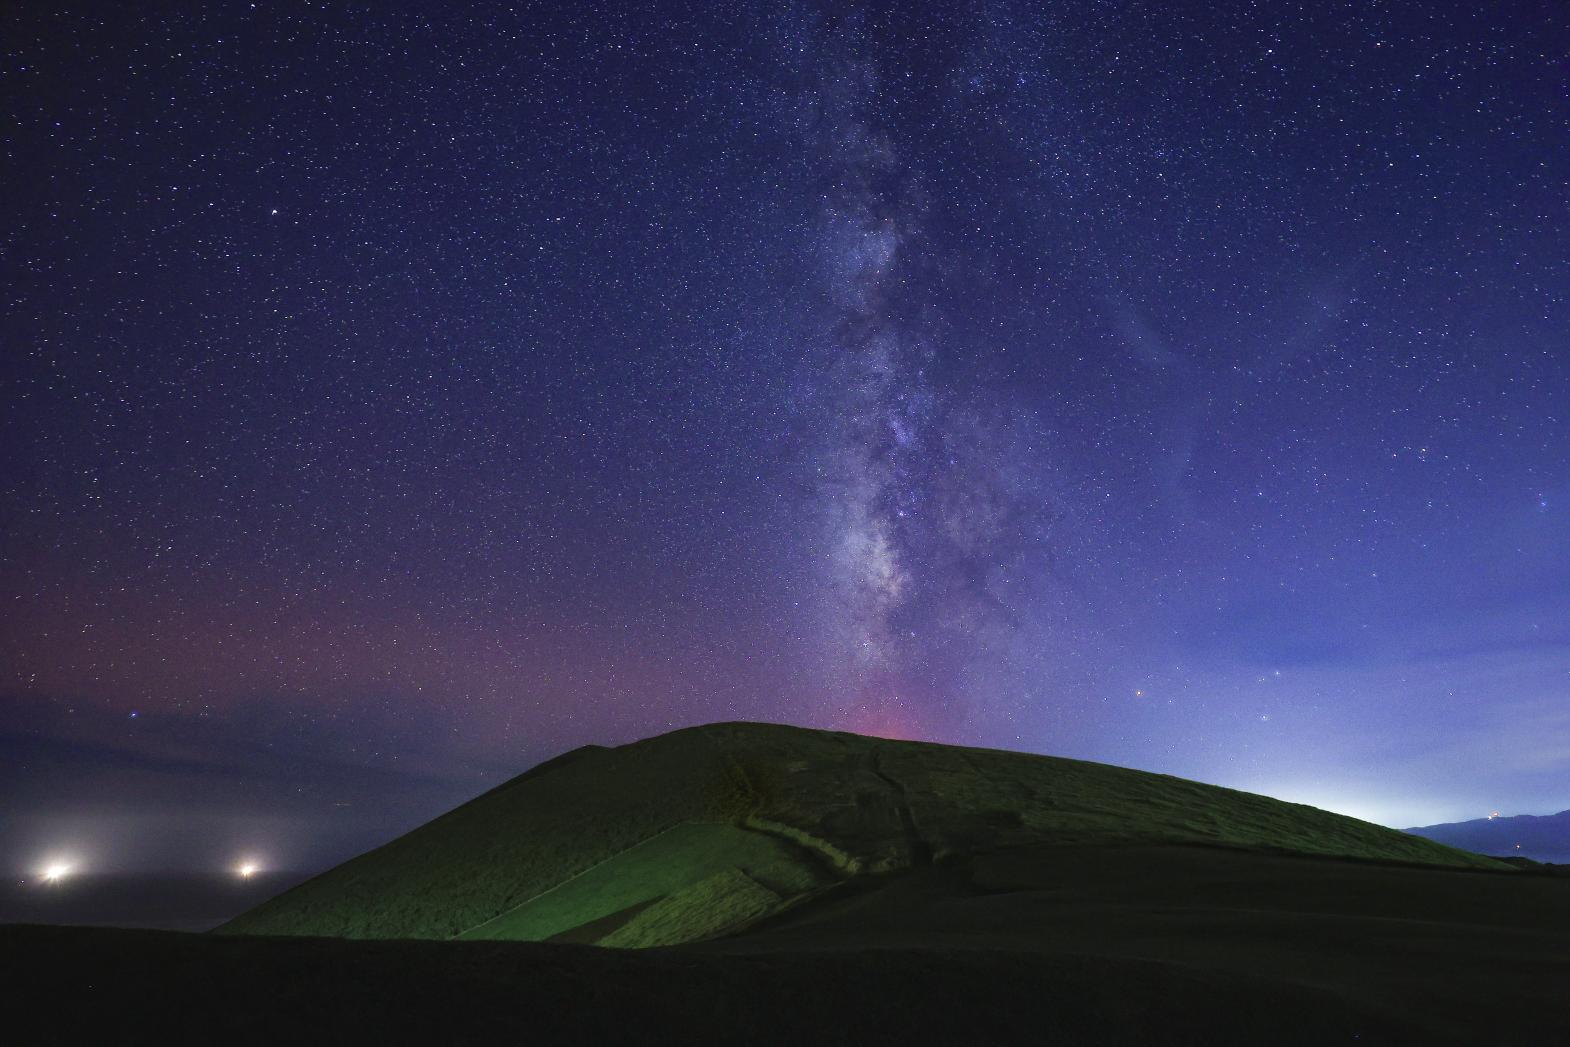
[789,16,1069,739]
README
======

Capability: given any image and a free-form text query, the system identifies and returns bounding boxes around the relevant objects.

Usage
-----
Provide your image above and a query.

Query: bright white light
[40,862,72,883]
[236,862,259,879]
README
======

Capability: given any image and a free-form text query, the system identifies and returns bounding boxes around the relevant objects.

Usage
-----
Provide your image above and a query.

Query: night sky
[4,1,1568,878]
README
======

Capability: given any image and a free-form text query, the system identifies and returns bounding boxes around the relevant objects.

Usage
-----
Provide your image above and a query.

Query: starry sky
[4,1,1568,875]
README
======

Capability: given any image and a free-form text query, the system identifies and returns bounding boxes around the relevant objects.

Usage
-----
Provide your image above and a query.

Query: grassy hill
[219,722,1505,945]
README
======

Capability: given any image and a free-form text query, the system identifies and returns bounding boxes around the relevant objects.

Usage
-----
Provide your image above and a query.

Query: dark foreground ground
[5,844,1567,1046]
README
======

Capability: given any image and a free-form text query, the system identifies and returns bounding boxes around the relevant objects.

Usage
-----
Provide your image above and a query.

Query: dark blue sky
[4,0,1567,875]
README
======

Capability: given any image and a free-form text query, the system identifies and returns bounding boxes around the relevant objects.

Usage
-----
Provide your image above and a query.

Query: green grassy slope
[220,721,1506,944]
[456,822,826,943]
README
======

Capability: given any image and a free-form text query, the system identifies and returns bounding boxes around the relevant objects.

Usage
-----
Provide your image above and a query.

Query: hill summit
[221,721,1503,945]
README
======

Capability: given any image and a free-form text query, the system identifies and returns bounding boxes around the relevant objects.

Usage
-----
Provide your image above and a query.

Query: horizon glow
[39,862,74,884]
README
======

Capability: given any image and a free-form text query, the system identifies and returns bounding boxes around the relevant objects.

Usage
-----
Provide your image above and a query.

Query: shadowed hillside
[220,722,1505,945]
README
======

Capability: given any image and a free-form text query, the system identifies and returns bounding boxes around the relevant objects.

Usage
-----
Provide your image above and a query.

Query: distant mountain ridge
[1406,809,1570,864]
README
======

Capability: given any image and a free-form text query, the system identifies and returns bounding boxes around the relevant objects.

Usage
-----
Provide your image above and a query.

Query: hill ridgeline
[221,721,1505,945]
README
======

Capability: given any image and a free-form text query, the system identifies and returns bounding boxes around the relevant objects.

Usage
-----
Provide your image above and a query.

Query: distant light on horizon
[39,861,74,883]
[236,861,260,879]
[1241,781,1431,830]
